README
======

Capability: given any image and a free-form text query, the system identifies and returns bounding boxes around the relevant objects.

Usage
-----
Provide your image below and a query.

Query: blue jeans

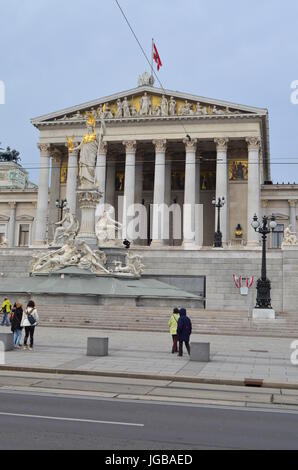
[1,313,10,327]
[13,329,22,347]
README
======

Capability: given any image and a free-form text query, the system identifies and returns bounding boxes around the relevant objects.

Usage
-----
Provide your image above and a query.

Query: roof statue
[138,71,154,87]
[0,144,21,163]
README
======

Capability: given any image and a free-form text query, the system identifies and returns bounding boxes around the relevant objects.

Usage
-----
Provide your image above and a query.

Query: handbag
[27,310,36,326]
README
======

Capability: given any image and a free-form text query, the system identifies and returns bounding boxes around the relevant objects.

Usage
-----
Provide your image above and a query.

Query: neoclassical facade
[30,75,296,249]
[0,161,37,247]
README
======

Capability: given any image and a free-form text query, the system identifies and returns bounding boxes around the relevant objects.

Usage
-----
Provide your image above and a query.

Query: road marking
[0,411,144,427]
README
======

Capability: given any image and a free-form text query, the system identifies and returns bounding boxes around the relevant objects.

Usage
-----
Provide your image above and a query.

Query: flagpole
[151,38,154,84]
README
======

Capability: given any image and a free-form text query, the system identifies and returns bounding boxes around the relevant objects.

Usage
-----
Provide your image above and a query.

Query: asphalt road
[0,391,298,450]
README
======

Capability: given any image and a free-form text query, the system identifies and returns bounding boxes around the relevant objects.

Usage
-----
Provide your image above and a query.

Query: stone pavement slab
[0,326,298,386]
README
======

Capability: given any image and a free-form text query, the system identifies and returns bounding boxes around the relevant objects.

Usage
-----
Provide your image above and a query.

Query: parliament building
[1,73,298,312]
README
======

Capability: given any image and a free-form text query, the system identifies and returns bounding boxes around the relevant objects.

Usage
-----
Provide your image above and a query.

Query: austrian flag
[153,43,163,71]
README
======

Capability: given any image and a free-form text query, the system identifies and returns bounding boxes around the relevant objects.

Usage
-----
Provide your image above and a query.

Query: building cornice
[31,85,268,125]
[33,112,266,128]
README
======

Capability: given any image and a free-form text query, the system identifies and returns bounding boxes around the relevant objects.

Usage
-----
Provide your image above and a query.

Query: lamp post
[251,214,277,309]
[56,199,67,220]
[212,197,225,248]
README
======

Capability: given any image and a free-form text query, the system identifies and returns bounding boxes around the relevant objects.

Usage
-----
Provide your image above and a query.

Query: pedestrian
[21,300,39,351]
[168,308,180,354]
[1,297,12,327]
[10,301,23,349]
[177,308,192,357]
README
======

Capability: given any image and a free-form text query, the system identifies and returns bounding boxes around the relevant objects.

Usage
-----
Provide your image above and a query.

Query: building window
[272,224,284,249]
[0,224,7,244]
[19,224,30,247]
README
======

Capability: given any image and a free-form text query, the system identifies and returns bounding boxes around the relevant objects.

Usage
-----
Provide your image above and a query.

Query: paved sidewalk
[1,326,298,386]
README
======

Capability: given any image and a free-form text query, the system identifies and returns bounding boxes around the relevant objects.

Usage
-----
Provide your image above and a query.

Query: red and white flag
[153,42,163,71]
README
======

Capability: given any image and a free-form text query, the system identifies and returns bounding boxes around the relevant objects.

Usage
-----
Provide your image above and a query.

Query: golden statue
[66,135,75,152]
[66,113,106,189]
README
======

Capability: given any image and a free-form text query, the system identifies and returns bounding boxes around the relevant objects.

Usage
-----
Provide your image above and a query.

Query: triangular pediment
[31,85,267,127]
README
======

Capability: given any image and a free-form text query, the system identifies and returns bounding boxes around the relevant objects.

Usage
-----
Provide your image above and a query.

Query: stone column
[195,152,203,247]
[165,157,172,244]
[95,142,107,218]
[183,138,197,248]
[34,143,51,246]
[246,137,261,246]
[135,155,143,205]
[66,144,79,216]
[8,202,16,248]
[152,139,167,245]
[289,200,297,233]
[106,160,116,208]
[123,141,137,239]
[214,138,229,245]
[48,150,61,241]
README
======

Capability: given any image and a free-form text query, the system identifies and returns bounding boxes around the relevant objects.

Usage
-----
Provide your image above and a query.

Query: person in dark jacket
[177,308,192,357]
[11,301,23,349]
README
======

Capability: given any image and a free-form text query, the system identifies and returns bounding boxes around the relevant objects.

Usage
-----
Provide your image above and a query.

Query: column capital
[37,143,51,155]
[8,202,16,210]
[183,138,198,152]
[123,141,137,153]
[246,137,261,151]
[289,199,298,208]
[214,138,229,151]
[153,139,167,153]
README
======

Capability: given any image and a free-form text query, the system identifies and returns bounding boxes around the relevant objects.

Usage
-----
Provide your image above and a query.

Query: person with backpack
[21,300,39,351]
[10,301,24,349]
[177,308,192,357]
[168,308,180,354]
[1,297,12,327]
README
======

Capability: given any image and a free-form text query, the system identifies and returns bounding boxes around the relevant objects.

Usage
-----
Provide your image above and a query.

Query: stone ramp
[37,304,298,338]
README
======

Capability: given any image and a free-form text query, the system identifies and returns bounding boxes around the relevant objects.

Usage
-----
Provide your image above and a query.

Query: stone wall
[138,248,283,312]
[0,247,297,314]
[282,247,298,313]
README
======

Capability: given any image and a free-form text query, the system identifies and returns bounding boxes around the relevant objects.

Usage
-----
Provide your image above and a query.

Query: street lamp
[212,197,225,248]
[56,199,67,220]
[251,214,277,309]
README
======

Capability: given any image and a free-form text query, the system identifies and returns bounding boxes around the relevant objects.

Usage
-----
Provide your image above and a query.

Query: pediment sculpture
[59,94,248,123]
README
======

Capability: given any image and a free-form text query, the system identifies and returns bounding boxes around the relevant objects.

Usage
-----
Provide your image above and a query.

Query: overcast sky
[0,0,298,183]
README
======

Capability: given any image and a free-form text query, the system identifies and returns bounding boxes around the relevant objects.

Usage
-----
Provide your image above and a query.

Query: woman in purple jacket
[177,308,192,357]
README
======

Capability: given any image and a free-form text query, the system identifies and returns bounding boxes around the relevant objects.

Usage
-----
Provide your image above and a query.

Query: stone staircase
[37,304,298,338]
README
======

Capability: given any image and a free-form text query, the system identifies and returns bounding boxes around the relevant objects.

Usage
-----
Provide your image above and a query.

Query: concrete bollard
[0,332,14,352]
[87,337,109,357]
[190,342,210,362]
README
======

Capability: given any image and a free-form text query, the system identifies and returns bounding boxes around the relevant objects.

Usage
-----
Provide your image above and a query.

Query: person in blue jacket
[177,308,192,357]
